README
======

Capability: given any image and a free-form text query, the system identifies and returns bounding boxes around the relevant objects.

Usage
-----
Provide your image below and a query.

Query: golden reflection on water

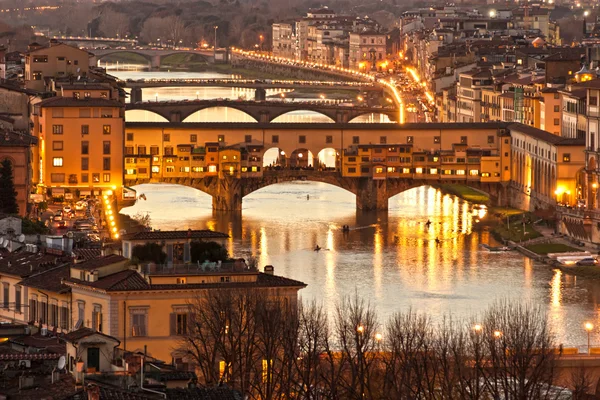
[551,269,563,307]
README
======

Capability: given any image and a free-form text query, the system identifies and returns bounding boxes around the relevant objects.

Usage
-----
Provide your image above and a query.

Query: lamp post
[585,322,594,354]
[196,91,199,100]
[259,34,264,53]
[592,183,598,209]
[213,26,218,58]
[155,93,158,102]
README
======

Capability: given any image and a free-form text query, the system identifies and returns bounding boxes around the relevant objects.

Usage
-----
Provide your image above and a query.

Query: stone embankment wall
[232,56,369,82]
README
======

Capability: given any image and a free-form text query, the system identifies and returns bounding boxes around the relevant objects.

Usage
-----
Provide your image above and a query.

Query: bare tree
[569,364,594,400]
[98,9,129,38]
[478,300,561,400]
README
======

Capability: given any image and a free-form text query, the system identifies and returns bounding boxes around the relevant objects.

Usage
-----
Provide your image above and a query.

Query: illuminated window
[152,166,160,173]
[469,170,479,176]
[375,167,383,174]
[126,169,136,175]
[222,155,227,160]
[52,125,63,134]
[251,166,258,172]
[387,167,395,172]
[103,173,110,182]
[415,167,423,174]
[456,170,465,175]
[241,167,248,172]
[481,172,491,177]
[402,168,410,174]
[430,168,438,174]
[102,125,111,134]
[218,135,225,142]
[52,157,63,167]
[192,167,204,172]
[432,157,439,162]
[444,169,452,175]
[180,167,190,172]
[562,154,571,162]
[208,165,217,173]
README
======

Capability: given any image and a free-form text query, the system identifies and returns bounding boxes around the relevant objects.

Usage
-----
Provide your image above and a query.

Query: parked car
[577,258,598,266]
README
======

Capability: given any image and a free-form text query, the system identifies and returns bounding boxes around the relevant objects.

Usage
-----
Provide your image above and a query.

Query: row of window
[51,125,112,135]
[52,141,111,155]
[126,165,262,175]
[52,157,112,171]
[347,166,503,176]
[51,173,111,183]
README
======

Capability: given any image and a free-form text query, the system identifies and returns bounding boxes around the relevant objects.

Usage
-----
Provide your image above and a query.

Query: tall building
[24,40,90,92]
[31,85,124,199]
[0,130,38,216]
[349,31,387,71]
[272,23,295,59]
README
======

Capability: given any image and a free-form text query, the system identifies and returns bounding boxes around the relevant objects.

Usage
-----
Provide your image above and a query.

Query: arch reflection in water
[349,113,393,123]
[120,182,600,346]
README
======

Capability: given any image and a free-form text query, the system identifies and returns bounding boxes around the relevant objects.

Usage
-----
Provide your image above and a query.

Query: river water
[115,69,600,347]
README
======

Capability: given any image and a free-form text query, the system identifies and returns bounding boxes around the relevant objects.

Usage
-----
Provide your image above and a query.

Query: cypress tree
[0,159,19,214]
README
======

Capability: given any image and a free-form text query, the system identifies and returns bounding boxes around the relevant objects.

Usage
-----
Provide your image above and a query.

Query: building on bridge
[121,121,582,212]
[24,40,90,92]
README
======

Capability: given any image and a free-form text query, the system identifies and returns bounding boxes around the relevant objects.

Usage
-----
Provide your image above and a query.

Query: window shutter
[183,243,191,263]
[170,313,176,336]
[187,313,196,334]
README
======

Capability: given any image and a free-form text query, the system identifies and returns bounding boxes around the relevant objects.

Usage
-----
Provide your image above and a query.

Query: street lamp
[280,92,285,102]
[585,322,594,354]
[196,91,199,100]
[259,34,264,53]
[319,94,325,100]
[213,25,218,57]
[375,333,383,341]
[356,325,364,333]
[155,93,158,102]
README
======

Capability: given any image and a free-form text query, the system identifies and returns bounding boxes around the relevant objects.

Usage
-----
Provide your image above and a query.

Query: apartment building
[24,40,90,92]
[540,87,562,135]
[348,31,387,71]
[0,130,38,216]
[272,23,295,60]
[456,69,493,123]
[32,86,124,198]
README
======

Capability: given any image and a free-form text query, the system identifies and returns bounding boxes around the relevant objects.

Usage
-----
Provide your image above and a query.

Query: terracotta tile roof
[508,123,585,146]
[0,130,38,147]
[72,254,127,270]
[73,248,102,261]
[9,334,65,354]
[66,270,306,292]
[18,264,71,293]
[0,251,68,278]
[66,269,150,291]
[62,327,120,344]
[122,230,229,241]
[38,96,123,108]
[0,353,63,360]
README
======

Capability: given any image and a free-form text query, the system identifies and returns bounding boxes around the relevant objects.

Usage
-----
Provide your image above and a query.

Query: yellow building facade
[32,90,124,198]
[25,41,90,92]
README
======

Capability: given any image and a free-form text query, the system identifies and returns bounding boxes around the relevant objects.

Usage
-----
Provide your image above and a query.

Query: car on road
[53,212,63,222]
[577,258,598,266]
[56,221,68,230]
[74,201,87,211]
[63,205,73,214]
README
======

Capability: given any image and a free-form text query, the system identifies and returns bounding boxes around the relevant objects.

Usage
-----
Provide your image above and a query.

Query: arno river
[114,68,600,347]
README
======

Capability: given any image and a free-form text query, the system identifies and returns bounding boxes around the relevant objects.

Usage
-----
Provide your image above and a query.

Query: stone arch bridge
[125,170,507,211]
[89,49,215,69]
[126,100,399,123]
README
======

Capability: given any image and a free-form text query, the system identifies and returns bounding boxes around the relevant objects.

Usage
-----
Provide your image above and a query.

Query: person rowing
[314,245,321,251]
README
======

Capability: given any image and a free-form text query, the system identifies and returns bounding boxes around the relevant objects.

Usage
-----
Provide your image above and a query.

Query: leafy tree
[0,159,19,215]
[190,240,229,263]
[132,243,167,264]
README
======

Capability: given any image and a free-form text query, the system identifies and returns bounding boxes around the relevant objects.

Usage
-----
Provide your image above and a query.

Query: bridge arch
[182,106,258,123]
[348,112,394,123]
[93,50,152,66]
[317,147,339,169]
[125,109,170,122]
[270,110,335,123]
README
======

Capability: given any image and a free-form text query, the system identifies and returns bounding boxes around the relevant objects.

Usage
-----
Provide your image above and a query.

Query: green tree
[190,241,229,263]
[0,159,19,215]
[132,243,167,264]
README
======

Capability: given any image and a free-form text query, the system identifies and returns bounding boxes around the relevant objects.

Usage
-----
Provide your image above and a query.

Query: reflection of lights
[357,325,364,333]
[473,324,482,332]
[280,150,285,155]
[112,227,117,233]
[493,330,502,338]
[375,333,383,341]
[298,153,303,158]
[551,269,562,307]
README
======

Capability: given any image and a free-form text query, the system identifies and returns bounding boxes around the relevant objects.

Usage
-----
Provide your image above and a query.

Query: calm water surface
[121,183,600,347]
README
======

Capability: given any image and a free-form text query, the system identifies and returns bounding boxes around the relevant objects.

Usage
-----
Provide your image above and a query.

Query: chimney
[264,265,274,275]
[86,384,100,400]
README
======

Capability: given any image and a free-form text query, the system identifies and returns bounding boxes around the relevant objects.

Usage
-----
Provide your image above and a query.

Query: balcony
[140,261,258,276]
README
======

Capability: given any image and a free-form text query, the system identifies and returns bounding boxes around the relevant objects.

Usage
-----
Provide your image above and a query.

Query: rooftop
[507,123,585,146]
[0,130,38,147]
[71,254,128,271]
[18,264,71,293]
[38,96,123,108]
[122,230,229,241]
[63,327,120,344]
[0,250,68,278]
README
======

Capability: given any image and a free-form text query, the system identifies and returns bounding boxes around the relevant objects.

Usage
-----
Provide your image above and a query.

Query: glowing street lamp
[196,91,199,100]
[356,325,364,334]
[375,333,383,341]
[585,322,594,354]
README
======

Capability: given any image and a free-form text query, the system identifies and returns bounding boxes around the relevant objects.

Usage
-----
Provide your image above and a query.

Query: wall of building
[25,43,90,92]
[0,144,33,216]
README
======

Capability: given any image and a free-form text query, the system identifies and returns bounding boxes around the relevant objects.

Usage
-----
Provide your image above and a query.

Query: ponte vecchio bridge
[122,122,576,212]
[126,100,399,123]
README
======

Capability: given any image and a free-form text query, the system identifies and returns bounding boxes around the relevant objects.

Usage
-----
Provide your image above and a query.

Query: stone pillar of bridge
[150,55,161,70]
[212,177,243,212]
[336,111,349,123]
[130,87,143,103]
[356,178,388,211]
